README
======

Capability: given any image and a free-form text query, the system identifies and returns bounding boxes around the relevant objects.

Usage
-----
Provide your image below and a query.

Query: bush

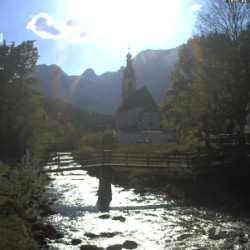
[102,126,116,150]
[0,215,39,250]
[11,152,48,219]
[0,161,40,249]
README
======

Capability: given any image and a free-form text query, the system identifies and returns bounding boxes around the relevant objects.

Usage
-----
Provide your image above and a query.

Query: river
[42,153,250,249]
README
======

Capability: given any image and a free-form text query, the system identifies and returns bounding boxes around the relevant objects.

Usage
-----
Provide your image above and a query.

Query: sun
[68,0,181,50]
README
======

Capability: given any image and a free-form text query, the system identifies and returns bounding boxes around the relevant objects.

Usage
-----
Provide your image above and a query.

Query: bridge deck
[42,163,190,173]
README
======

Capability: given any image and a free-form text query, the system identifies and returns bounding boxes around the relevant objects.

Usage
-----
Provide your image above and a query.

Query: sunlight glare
[68,0,181,50]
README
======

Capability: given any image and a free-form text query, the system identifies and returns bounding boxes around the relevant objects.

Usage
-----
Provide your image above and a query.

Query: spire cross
[128,44,130,53]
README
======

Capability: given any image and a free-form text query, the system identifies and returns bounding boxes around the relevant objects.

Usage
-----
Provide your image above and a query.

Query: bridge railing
[71,151,206,168]
[45,151,206,169]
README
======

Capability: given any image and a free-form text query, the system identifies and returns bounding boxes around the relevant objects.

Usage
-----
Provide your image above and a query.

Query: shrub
[11,152,48,219]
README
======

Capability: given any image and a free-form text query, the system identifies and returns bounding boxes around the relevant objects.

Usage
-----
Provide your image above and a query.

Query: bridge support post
[97,166,113,212]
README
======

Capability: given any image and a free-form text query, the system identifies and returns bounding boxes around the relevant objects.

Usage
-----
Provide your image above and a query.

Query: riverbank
[108,161,250,216]
[0,162,40,249]
[0,157,61,249]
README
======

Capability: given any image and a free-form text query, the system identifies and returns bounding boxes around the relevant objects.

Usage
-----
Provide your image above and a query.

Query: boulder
[122,240,138,249]
[71,238,82,245]
[43,225,57,238]
[112,216,126,222]
[34,233,47,245]
[54,232,64,239]
[100,232,120,238]
[84,232,99,238]
[80,245,104,250]
[208,227,227,240]
[106,244,122,250]
[176,234,193,241]
[99,214,110,219]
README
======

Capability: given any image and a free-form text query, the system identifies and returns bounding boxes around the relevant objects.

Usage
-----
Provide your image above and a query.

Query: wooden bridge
[43,151,206,211]
[45,150,204,170]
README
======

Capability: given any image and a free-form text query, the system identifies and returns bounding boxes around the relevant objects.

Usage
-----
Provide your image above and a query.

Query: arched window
[129,81,133,91]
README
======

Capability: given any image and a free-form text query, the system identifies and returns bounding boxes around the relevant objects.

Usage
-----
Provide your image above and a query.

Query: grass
[0,216,39,250]
[0,162,40,250]
[116,142,177,153]
[0,162,13,209]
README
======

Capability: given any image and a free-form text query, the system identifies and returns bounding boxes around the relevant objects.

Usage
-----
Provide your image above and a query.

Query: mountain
[33,64,70,100]
[133,47,179,103]
[33,46,180,115]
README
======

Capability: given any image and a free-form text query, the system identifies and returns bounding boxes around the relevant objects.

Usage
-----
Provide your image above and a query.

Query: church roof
[116,86,159,113]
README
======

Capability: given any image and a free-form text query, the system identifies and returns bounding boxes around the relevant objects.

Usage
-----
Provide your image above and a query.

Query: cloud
[190,4,202,12]
[0,33,3,43]
[27,13,64,39]
[66,19,76,26]
[27,13,88,41]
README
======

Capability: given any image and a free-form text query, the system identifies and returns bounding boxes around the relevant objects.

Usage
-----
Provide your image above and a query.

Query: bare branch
[195,0,250,40]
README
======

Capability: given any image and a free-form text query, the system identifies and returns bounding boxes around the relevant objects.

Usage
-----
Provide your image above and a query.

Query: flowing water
[42,153,250,249]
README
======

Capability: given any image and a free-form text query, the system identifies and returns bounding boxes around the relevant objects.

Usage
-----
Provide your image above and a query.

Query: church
[116,51,160,131]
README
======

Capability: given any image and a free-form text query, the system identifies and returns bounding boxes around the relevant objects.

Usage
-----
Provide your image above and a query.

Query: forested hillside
[43,98,115,150]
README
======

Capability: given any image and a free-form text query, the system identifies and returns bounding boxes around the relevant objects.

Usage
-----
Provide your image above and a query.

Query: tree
[161,34,232,149]
[197,1,250,155]
[161,27,250,154]
[162,1,250,155]
[196,0,249,41]
[0,41,53,159]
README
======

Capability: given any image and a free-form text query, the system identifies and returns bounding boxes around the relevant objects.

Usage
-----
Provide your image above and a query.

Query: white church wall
[116,107,160,131]
[116,107,144,130]
[141,112,160,130]
[116,131,172,143]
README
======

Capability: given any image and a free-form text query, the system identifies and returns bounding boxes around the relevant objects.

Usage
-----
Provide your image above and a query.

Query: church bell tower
[122,50,136,102]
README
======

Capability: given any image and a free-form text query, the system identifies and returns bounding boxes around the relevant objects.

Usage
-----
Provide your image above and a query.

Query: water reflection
[43,153,250,250]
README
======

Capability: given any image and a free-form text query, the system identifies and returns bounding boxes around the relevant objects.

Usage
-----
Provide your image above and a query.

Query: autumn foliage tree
[161,1,250,156]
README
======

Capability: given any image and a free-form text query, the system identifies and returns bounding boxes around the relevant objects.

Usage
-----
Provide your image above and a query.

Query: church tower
[122,51,136,102]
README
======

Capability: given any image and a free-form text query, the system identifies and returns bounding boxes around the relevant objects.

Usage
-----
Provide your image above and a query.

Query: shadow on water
[109,203,177,211]
[51,203,179,217]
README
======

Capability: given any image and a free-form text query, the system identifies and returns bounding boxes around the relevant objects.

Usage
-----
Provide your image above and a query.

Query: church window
[129,81,133,91]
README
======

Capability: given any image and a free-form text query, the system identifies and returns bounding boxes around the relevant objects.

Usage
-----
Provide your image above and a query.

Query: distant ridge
[32,46,180,115]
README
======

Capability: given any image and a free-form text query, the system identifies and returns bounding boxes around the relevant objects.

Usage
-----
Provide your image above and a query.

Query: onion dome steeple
[122,46,136,102]
[123,51,135,78]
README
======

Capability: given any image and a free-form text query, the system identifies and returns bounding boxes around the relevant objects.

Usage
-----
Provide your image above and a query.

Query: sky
[0,0,204,76]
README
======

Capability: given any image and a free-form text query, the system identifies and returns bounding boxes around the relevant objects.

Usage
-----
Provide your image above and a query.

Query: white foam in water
[42,153,250,250]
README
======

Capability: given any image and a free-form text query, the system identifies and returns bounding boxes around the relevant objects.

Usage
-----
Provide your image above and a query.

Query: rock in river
[122,240,138,249]
[71,238,82,245]
[80,245,104,250]
[84,232,99,238]
[99,214,110,219]
[106,244,122,250]
[112,215,126,222]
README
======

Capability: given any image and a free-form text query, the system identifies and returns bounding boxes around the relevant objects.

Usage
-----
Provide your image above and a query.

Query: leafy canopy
[0,41,53,159]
